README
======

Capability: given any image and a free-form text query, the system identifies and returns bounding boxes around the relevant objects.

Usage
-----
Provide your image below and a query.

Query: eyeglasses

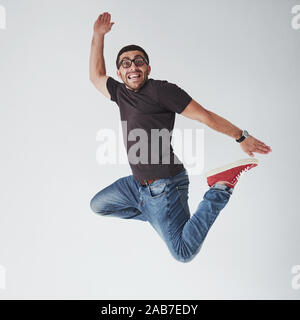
[118,56,148,69]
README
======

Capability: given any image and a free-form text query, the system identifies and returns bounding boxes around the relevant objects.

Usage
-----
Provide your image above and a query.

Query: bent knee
[90,198,106,215]
[172,247,201,263]
[174,254,195,263]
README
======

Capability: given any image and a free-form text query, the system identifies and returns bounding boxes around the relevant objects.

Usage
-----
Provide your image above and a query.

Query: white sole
[205,158,259,178]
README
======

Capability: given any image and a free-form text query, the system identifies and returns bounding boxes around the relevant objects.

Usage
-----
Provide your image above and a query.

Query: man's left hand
[240,135,272,157]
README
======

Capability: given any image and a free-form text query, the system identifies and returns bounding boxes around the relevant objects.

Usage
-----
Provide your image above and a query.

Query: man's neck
[125,79,149,92]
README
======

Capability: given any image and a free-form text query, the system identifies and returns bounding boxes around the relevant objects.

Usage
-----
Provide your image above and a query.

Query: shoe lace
[230,166,251,184]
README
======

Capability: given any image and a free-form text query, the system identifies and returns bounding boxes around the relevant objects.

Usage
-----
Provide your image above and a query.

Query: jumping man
[89,12,272,262]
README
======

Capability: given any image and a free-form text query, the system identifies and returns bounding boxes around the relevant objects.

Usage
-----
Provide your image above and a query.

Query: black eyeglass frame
[118,56,149,69]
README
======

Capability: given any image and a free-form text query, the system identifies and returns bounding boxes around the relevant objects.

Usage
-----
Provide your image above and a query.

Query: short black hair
[116,44,149,69]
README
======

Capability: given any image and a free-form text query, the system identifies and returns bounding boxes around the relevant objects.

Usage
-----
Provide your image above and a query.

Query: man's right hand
[240,135,272,157]
[93,12,115,36]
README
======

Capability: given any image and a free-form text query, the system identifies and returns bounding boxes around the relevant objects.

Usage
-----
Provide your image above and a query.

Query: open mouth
[128,73,141,80]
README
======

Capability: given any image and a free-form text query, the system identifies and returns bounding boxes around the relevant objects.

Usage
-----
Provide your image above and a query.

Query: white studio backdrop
[0,0,300,299]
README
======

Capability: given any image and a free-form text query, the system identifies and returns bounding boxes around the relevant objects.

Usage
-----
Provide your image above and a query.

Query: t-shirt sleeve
[106,76,121,103]
[157,80,192,114]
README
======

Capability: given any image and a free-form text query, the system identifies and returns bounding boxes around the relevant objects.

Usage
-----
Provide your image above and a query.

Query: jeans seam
[166,183,172,248]
[176,186,189,216]
[167,184,190,260]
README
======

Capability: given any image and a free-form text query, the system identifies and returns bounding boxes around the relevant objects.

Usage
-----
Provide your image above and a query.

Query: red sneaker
[205,158,258,188]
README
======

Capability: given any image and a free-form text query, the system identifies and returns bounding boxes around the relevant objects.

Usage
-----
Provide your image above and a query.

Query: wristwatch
[236,130,249,143]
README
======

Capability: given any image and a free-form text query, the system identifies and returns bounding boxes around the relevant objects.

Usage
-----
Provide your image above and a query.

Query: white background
[0,0,299,299]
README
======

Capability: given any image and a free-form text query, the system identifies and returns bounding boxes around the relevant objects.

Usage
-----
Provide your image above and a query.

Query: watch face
[243,130,249,138]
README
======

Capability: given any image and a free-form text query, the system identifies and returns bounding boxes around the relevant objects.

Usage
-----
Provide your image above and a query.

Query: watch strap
[236,130,249,143]
[236,135,246,143]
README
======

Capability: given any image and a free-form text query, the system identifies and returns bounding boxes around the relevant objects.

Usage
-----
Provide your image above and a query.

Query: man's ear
[116,70,121,80]
[147,65,151,75]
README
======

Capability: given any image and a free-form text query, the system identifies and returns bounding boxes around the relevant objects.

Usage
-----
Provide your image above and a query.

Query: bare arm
[89,33,106,80]
[89,12,114,98]
[181,99,272,157]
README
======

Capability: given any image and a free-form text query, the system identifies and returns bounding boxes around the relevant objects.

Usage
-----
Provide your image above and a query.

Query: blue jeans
[90,168,232,263]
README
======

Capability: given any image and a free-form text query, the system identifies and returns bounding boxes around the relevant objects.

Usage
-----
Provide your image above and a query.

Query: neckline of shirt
[123,78,152,94]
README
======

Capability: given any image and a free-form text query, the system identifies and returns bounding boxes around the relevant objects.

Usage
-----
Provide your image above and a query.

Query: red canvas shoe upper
[206,159,258,188]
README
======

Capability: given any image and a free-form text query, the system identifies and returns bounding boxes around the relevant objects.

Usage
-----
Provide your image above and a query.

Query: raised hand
[93,12,114,35]
[240,135,272,157]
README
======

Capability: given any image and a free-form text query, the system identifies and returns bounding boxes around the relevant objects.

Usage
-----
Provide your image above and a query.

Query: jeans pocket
[149,182,167,198]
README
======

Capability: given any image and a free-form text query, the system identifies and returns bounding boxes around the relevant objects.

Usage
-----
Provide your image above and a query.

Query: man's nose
[129,64,140,71]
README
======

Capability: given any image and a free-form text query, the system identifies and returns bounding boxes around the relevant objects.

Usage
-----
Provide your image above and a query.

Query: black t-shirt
[106,76,193,181]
